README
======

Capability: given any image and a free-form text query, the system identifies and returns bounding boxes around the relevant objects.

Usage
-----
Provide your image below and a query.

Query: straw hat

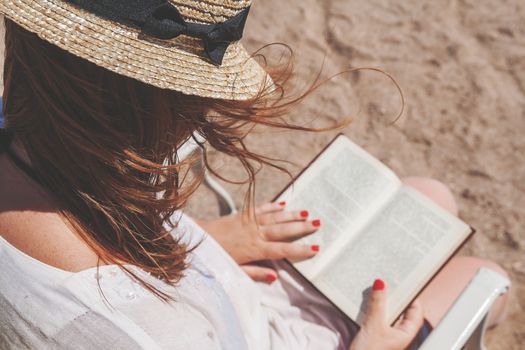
[0,0,274,100]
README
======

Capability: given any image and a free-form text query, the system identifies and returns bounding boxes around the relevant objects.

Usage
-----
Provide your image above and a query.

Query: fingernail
[300,210,309,218]
[311,244,320,252]
[312,219,321,227]
[278,201,286,206]
[373,278,385,291]
[266,274,277,283]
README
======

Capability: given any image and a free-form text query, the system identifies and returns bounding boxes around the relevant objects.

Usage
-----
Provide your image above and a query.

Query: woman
[0,1,508,349]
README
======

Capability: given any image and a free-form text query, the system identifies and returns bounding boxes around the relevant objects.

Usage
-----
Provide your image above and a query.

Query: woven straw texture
[0,0,273,100]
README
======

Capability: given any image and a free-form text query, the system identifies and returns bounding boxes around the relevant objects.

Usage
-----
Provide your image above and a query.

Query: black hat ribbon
[65,0,251,66]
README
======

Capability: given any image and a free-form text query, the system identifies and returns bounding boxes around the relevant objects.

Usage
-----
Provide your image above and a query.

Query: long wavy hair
[1,17,356,304]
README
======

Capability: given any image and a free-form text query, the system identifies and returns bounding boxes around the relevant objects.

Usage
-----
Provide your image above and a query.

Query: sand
[1,0,524,348]
[188,1,525,348]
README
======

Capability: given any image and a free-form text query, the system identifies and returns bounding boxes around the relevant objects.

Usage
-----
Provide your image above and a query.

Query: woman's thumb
[363,278,387,326]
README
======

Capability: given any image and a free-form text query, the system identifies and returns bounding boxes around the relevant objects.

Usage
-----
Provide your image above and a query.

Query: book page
[276,135,400,278]
[313,186,471,324]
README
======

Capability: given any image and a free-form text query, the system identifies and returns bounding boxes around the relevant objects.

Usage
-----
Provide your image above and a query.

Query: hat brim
[1,0,274,100]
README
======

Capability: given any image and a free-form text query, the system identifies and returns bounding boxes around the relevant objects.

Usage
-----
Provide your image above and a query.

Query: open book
[275,134,474,326]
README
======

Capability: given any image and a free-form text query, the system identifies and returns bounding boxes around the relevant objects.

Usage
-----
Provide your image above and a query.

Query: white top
[0,212,357,349]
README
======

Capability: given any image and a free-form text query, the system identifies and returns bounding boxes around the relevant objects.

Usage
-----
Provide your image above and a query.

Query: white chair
[181,137,511,350]
[420,267,510,350]
[178,134,237,216]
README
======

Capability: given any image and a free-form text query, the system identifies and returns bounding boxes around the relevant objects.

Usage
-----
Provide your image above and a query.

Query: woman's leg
[401,176,510,329]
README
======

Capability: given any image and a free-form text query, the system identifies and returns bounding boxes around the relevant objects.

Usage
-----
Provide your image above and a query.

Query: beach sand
[1,0,523,347]
[187,1,524,348]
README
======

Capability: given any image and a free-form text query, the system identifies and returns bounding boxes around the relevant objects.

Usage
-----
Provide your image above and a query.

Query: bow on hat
[66,0,251,66]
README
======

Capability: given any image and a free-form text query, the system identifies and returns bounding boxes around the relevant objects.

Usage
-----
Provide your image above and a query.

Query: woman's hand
[349,279,425,350]
[195,201,321,283]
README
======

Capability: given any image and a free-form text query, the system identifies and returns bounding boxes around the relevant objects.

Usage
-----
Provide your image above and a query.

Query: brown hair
[1,18,354,304]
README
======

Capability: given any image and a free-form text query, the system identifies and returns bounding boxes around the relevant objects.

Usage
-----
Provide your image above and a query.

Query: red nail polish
[266,274,277,283]
[278,201,286,206]
[373,279,385,291]
[300,210,309,218]
[312,219,321,227]
[311,245,320,252]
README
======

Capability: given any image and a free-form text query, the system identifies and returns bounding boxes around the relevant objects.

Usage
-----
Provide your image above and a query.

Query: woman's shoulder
[0,209,101,273]
[0,153,101,274]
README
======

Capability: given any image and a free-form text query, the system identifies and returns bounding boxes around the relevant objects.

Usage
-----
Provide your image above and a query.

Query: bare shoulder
[0,211,101,273]
[0,154,101,273]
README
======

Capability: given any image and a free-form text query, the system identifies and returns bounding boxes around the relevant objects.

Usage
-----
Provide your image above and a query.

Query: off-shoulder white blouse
[0,212,356,349]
